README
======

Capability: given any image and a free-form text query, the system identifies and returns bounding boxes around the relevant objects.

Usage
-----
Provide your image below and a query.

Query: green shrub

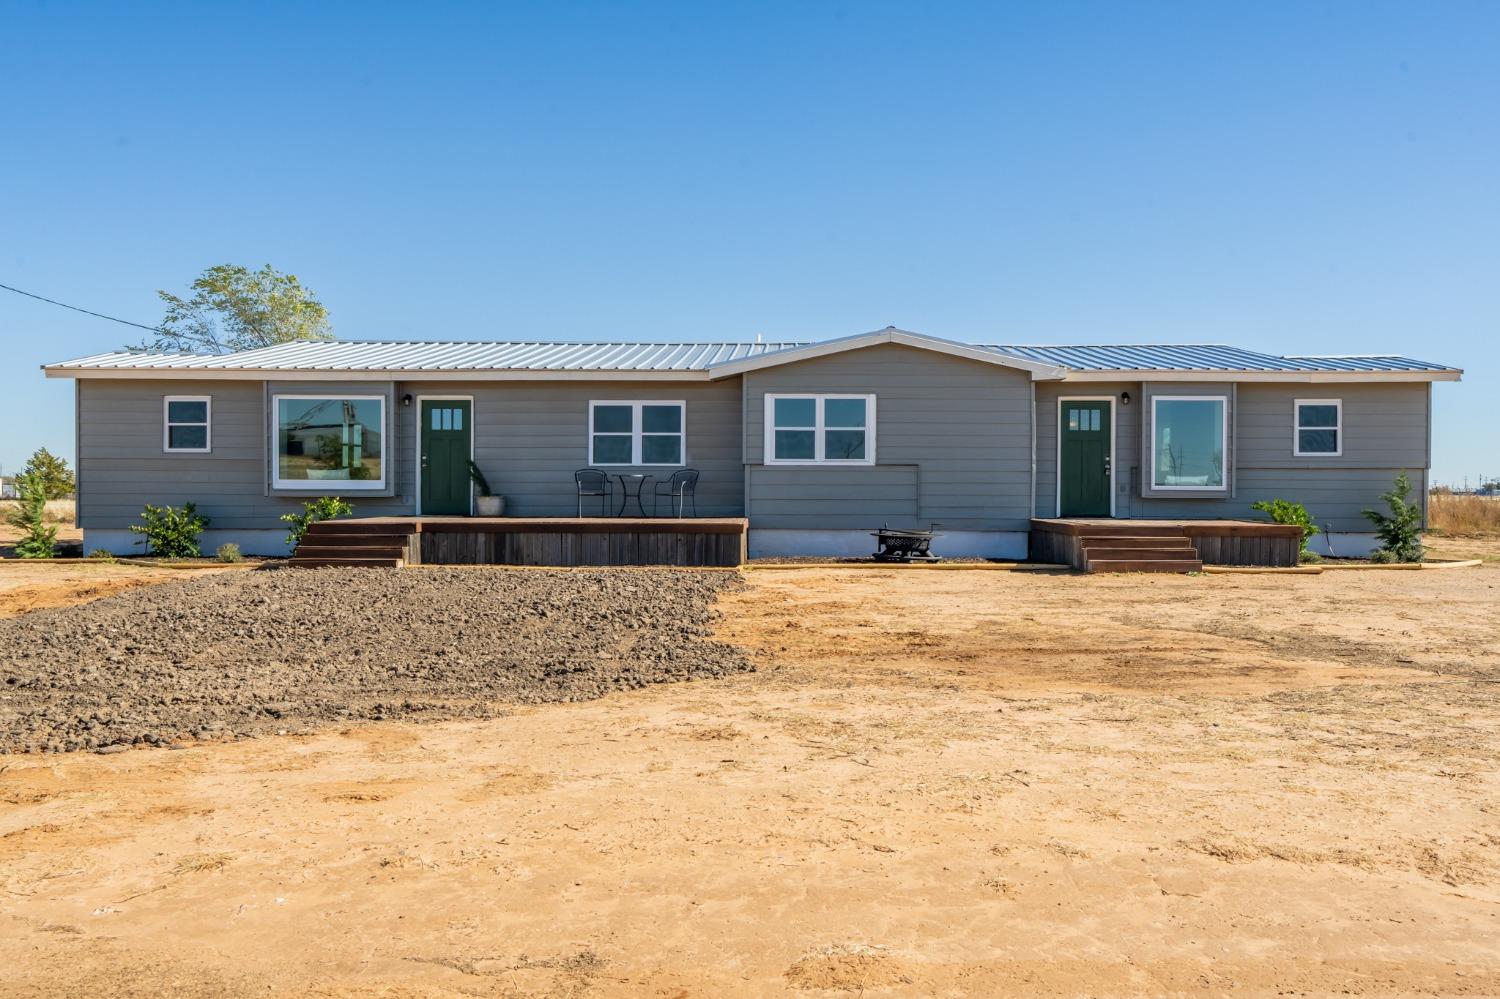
[129,503,209,558]
[88,549,117,562]
[1250,497,1320,559]
[215,542,244,563]
[280,496,354,547]
[6,472,57,559]
[1363,471,1425,563]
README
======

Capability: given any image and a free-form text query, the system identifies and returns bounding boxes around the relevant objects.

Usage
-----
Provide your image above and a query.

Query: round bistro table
[613,473,652,517]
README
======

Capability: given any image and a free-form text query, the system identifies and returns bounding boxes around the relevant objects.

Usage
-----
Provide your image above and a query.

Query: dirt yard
[2,561,1499,996]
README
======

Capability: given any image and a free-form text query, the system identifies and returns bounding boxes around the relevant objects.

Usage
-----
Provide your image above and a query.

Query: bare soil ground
[2,561,1499,996]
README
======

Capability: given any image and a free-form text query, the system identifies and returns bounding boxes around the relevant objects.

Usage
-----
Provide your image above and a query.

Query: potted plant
[468,461,504,516]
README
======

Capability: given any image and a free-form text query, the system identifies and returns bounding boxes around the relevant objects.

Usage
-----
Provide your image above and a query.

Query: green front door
[1059,400,1112,517]
[420,400,472,515]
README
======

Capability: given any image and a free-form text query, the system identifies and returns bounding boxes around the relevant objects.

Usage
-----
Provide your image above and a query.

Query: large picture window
[1151,396,1227,490]
[765,394,875,465]
[1294,399,1342,456]
[273,395,386,489]
[589,401,685,465]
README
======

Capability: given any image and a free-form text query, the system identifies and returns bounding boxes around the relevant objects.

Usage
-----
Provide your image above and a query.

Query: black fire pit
[871,523,942,562]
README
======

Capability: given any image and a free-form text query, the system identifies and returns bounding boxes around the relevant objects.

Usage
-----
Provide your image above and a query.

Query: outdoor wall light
[1121,391,1132,406]
[401,394,413,406]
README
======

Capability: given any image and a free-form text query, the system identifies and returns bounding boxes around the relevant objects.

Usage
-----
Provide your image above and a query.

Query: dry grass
[0,498,75,526]
[1429,492,1500,536]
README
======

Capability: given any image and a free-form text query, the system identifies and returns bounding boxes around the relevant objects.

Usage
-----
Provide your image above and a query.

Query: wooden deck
[1030,518,1303,572]
[290,517,748,568]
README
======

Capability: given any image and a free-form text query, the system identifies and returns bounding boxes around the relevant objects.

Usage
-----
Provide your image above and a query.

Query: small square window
[1294,400,1342,456]
[164,396,211,452]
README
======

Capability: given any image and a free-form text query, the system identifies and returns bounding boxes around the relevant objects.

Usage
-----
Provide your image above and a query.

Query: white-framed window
[1151,395,1227,490]
[765,394,876,465]
[588,401,685,466]
[272,395,387,490]
[1294,399,1342,456]
[163,396,211,452]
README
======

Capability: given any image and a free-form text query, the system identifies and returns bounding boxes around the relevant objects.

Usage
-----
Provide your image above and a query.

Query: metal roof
[44,337,1460,377]
[45,340,801,372]
[979,344,1458,373]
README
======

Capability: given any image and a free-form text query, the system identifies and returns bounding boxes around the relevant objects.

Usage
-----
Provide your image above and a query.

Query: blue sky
[2,1,1495,484]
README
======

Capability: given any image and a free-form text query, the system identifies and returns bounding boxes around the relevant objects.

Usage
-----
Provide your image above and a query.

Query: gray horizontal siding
[398,379,745,518]
[78,380,412,531]
[77,377,745,530]
[1034,379,1432,530]
[744,343,1034,531]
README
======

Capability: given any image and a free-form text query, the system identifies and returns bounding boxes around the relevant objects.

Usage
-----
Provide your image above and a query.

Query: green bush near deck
[281,496,354,547]
[1250,498,1320,562]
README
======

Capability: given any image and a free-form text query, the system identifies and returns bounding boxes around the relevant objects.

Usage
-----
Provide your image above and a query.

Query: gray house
[44,328,1461,560]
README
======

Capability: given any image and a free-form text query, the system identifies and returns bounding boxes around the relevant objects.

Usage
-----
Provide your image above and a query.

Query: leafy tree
[131,264,333,354]
[7,472,57,558]
[20,447,75,499]
[1363,471,1425,563]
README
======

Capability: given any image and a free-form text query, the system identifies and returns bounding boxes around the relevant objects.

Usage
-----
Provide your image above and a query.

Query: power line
[0,280,166,334]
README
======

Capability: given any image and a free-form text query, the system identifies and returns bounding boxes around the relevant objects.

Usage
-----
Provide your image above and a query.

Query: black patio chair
[652,468,699,518]
[574,468,613,517]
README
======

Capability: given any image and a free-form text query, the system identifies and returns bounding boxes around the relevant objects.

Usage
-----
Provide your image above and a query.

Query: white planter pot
[475,495,505,517]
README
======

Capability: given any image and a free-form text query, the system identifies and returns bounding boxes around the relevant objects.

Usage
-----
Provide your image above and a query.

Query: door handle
[1104,456,1112,476]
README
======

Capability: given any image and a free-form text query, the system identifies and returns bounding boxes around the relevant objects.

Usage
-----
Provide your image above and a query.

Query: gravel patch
[0,567,751,753]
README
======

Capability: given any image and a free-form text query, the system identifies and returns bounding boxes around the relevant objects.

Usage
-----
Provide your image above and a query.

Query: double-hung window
[272,395,387,489]
[1294,399,1342,456]
[1151,396,1227,490]
[163,396,211,452]
[589,401,685,465]
[765,394,875,465]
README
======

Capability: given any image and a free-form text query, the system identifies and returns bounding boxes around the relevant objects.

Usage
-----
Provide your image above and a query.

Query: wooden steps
[1080,530,1201,574]
[288,522,418,569]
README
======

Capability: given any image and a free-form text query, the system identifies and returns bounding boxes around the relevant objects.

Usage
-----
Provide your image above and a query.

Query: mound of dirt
[0,567,751,753]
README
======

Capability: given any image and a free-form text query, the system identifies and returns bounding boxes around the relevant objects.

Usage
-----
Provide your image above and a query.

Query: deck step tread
[292,545,408,557]
[1080,537,1196,548]
[287,557,404,569]
[1085,559,1203,574]
[1083,547,1199,560]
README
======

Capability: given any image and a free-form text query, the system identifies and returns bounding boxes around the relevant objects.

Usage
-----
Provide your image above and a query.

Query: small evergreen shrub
[281,496,354,546]
[88,549,116,562]
[1250,497,1320,560]
[129,503,209,558]
[215,542,244,563]
[6,472,57,559]
[1363,471,1425,563]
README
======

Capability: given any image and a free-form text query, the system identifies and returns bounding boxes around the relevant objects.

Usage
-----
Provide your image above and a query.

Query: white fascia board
[44,367,714,381]
[1059,369,1462,383]
[704,327,1068,380]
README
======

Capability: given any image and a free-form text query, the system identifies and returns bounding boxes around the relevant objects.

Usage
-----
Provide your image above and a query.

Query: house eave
[1057,369,1462,383]
[43,366,715,382]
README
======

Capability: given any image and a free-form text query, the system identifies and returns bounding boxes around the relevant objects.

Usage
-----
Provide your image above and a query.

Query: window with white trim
[765,394,875,465]
[272,395,387,489]
[1151,396,1227,490]
[163,396,211,452]
[1294,399,1342,456]
[589,401,685,465]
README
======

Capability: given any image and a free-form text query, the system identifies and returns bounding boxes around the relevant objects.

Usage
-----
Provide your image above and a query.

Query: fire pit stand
[871,523,942,563]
